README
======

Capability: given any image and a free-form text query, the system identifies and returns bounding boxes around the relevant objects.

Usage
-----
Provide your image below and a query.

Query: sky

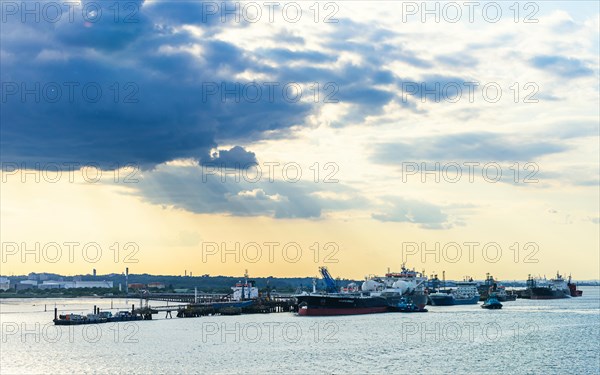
[1,0,599,281]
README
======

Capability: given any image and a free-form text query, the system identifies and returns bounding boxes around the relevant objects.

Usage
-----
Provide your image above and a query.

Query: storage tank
[361,280,382,292]
[392,280,409,294]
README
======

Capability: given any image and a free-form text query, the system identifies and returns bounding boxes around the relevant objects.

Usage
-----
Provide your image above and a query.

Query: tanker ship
[523,273,571,299]
[363,264,429,309]
[296,265,428,316]
[296,267,389,316]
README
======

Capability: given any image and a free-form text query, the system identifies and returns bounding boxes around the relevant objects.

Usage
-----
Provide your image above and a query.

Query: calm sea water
[1,287,599,374]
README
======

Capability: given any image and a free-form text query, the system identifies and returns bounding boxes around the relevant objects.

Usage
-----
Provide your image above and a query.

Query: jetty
[53,294,297,325]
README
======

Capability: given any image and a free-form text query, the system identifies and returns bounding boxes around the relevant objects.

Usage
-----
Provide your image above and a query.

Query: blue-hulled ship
[429,278,480,306]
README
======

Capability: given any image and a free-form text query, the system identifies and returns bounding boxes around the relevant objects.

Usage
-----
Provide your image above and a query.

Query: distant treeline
[3,273,362,294]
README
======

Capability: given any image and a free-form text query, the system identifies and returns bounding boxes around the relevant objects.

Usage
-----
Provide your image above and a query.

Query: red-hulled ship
[567,275,583,297]
[296,294,390,316]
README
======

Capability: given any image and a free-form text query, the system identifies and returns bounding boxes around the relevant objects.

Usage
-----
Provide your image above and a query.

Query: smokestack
[125,268,129,294]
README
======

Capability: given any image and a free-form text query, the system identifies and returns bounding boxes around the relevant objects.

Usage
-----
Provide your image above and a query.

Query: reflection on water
[1,287,599,374]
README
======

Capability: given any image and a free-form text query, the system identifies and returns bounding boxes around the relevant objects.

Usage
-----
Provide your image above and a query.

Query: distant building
[128,283,145,290]
[0,277,10,291]
[16,280,36,290]
[148,282,165,289]
[39,281,71,289]
[38,283,62,290]
[27,273,50,281]
[73,281,113,288]
[39,280,113,289]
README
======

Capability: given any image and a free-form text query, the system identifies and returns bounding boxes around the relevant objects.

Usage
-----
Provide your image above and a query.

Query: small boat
[389,298,428,313]
[54,313,108,325]
[481,293,503,309]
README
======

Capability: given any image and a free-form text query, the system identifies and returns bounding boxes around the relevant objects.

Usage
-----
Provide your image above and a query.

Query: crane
[319,267,338,293]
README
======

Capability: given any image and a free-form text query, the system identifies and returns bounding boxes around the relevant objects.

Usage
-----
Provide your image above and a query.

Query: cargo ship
[296,265,428,316]
[364,264,429,309]
[425,271,452,305]
[478,274,516,302]
[296,267,389,316]
[296,293,390,316]
[429,278,480,306]
[523,273,571,299]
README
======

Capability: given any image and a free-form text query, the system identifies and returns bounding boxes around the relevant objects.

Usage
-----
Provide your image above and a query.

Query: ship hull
[384,293,428,310]
[430,294,478,306]
[429,294,454,306]
[296,294,389,316]
[405,294,428,310]
[529,287,570,300]
[452,295,480,305]
[54,318,108,325]
[298,306,388,316]
[568,283,583,297]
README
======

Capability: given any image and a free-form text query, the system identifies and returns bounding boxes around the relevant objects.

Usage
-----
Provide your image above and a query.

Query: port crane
[319,267,338,293]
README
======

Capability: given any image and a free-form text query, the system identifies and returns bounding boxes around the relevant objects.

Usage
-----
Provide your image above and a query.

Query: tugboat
[481,292,503,309]
[389,297,428,313]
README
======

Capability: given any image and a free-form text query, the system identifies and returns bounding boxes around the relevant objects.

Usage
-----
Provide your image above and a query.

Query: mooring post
[54,307,57,320]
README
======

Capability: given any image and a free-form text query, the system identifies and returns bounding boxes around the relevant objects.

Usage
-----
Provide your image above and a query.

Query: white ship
[231,270,258,301]
[361,264,428,309]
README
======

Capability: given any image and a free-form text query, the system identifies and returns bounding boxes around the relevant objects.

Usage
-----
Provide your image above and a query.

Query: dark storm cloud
[0,0,398,169]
